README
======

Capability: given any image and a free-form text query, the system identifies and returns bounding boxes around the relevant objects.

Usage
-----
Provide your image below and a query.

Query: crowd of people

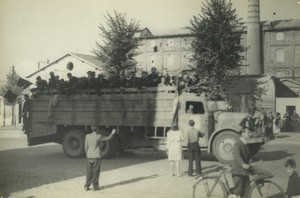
[34,67,203,95]
[239,110,300,140]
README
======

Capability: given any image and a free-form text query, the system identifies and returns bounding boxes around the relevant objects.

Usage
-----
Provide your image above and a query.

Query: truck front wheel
[212,130,239,164]
[62,130,85,158]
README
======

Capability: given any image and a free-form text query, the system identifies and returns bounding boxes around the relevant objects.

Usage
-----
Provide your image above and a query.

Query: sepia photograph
[0,0,300,197]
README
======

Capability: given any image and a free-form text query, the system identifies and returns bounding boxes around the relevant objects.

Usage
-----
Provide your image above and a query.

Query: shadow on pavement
[0,144,164,197]
[254,150,293,161]
[182,151,218,162]
[276,134,290,139]
[102,174,159,190]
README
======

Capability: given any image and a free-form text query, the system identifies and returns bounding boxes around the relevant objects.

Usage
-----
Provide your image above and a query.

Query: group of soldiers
[34,67,203,95]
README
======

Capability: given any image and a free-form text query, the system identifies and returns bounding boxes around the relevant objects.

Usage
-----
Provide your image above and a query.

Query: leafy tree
[2,68,23,127]
[188,0,245,92]
[92,11,140,77]
[2,68,22,105]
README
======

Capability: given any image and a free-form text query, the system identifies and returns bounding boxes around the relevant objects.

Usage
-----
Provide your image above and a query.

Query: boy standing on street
[285,158,300,198]
[84,126,116,191]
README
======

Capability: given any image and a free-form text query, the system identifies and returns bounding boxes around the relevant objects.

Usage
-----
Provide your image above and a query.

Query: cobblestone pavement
[0,128,299,198]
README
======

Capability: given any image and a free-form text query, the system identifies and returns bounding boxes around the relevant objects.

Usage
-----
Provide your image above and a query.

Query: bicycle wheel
[247,180,285,198]
[193,177,227,198]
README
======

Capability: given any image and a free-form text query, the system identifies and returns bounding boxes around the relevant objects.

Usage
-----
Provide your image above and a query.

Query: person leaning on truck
[239,110,256,133]
[186,119,204,177]
[84,126,116,191]
[22,94,31,135]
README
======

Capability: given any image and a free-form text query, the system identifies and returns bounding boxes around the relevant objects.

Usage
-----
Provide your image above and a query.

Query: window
[275,32,284,41]
[275,49,284,62]
[66,62,74,70]
[186,101,205,114]
[167,39,174,46]
[150,55,155,66]
[167,54,174,66]
[150,40,156,47]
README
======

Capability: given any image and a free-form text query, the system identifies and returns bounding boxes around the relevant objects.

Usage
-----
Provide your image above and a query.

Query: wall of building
[263,29,300,81]
[137,23,300,82]
[136,36,192,74]
[276,97,300,116]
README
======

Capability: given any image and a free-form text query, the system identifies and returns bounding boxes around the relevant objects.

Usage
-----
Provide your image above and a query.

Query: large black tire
[99,136,118,158]
[99,129,120,158]
[212,130,240,164]
[62,130,85,158]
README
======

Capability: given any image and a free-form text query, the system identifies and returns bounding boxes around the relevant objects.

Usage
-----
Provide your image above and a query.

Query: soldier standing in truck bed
[96,74,108,89]
[36,76,48,91]
[147,67,160,87]
[48,71,57,89]
[67,73,78,89]
[137,71,149,88]
[87,71,97,89]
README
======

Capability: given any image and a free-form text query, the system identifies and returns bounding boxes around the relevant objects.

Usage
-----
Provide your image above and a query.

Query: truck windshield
[186,101,205,114]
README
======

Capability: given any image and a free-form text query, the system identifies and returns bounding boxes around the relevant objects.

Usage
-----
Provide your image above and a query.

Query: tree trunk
[12,104,16,127]
[3,104,6,127]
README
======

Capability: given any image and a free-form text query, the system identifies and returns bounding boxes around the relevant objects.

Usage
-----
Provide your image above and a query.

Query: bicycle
[192,164,285,198]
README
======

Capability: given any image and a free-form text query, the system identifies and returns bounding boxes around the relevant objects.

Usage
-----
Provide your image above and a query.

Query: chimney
[246,0,262,75]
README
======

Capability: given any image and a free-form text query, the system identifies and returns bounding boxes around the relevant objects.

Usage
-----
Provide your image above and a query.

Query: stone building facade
[135,19,300,82]
[262,20,300,82]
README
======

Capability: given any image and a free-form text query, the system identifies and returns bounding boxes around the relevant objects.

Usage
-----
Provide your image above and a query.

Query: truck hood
[213,111,248,131]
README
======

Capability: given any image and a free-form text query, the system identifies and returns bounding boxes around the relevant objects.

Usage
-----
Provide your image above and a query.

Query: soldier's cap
[36,76,41,80]
[87,71,92,74]
[67,73,71,76]
[49,71,54,75]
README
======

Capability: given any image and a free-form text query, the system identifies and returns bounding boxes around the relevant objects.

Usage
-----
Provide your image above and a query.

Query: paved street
[0,127,299,198]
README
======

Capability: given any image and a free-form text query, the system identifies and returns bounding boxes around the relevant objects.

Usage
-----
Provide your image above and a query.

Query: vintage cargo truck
[26,86,265,163]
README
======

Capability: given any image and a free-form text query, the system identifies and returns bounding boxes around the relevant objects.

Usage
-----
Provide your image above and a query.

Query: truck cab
[177,93,210,148]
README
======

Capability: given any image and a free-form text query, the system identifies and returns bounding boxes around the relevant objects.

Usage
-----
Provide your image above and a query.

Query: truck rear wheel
[100,135,118,158]
[62,130,85,158]
[212,130,239,164]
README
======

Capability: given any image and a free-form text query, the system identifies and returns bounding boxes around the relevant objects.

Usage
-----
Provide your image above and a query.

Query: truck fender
[207,128,239,153]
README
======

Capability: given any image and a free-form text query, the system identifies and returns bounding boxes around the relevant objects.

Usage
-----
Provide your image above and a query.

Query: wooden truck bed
[30,87,177,138]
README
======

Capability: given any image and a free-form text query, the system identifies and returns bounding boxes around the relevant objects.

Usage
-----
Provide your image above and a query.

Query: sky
[0,0,299,81]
